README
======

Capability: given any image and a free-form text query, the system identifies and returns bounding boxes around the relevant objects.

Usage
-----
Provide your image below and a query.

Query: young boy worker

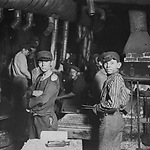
[93,51,131,150]
[23,50,60,139]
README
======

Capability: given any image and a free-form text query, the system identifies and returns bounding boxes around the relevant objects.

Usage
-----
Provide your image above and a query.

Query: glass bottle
[130,63,135,77]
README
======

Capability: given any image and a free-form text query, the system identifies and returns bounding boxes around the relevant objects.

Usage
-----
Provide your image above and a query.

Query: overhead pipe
[0,8,3,23]
[82,26,88,59]
[61,21,69,62]
[0,0,46,11]
[50,15,59,59]
[78,6,92,27]
[86,31,93,61]
[86,40,91,61]
[11,10,21,29]
[38,0,58,14]
[77,25,89,42]
[16,0,33,10]
[53,0,77,22]
[76,25,82,42]
[78,6,106,31]
[3,0,22,8]
[44,15,55,36]
[22,13,33,31]
[41,0,76,22]
[91,8,106,33]
[2,0,150,26]
[82,26,89,39]
[2,0,32,10]
[24,0,47,13]
[32,0,47,13]
[51,16,59,68]
[78,25,82,39]
[93,0,150,5]
[0,0,77,22]
[87,0,95,16]
[0,0,96,29]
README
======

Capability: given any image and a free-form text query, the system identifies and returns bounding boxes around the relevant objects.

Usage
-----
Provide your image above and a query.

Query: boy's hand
[92,104,98,115]
[32,90,43,97]
[126,87,131,95]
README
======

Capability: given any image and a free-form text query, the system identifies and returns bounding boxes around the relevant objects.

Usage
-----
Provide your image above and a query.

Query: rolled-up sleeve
[101,74,130,109]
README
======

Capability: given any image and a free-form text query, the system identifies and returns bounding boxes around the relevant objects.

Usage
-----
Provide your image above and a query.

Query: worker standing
[93,51,131,150]
[9,44,32,109]
[23,50,60,139]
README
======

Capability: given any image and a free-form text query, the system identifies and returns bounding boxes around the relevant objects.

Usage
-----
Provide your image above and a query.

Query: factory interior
[0,0,150,150]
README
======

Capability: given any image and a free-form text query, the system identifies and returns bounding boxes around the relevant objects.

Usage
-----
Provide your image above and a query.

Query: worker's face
[103,59,121,75]
[23,49,30,56]
[38,60,52,73]
[70,68,78,79]
[30,47,36,53]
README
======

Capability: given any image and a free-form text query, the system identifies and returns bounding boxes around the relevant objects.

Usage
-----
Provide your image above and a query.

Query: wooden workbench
[21,139,82,150]
[58,112,99,140]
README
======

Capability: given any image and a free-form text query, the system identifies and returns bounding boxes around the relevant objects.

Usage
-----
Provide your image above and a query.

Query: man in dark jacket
[58,65,87,113]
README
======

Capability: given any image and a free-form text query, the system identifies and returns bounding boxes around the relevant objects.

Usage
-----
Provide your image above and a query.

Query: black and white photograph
[0,0,150,150]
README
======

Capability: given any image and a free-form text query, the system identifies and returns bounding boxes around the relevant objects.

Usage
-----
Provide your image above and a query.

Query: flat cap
[102,51,120,63]
[37,51,53,61]
[70,65,80,72]
[30,41,39,48]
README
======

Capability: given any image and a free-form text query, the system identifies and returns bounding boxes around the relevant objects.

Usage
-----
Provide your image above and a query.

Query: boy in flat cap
[23,50,60,139]
[58,65,87,113]
[93,51,131,150]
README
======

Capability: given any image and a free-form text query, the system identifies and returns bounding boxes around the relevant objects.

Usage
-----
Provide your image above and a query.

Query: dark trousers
[28,112,58,139]
[10,76,28,110]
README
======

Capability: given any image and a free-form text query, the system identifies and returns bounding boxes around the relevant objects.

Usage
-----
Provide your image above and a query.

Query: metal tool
[45,140,70,147]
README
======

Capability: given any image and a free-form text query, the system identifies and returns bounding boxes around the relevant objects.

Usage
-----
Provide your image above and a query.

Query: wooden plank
[58,114,94,140]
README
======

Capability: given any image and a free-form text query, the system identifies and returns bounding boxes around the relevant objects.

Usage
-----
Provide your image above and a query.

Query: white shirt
[12,51,31,79]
